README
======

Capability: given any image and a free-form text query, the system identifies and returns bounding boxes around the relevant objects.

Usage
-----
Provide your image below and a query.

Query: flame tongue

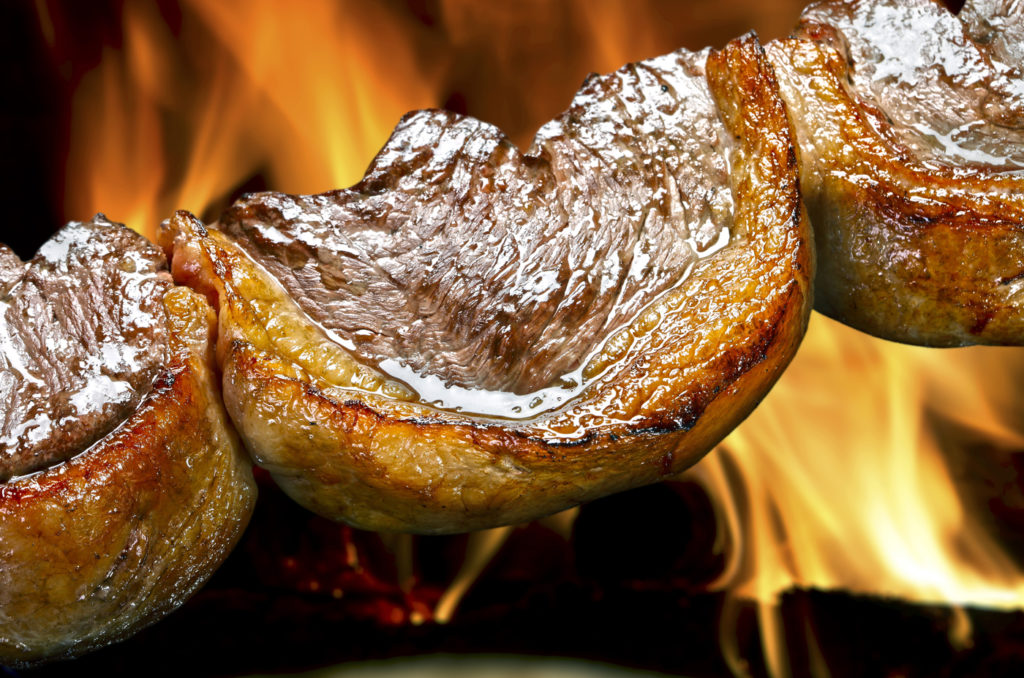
[57,0,438,238]
[696,315,1024,609]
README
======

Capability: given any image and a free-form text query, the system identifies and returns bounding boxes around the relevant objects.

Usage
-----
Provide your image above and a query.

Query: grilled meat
[0,217,256,666]
[767,0,1024,345]
[162,34,812,534]
[0,219,171,481]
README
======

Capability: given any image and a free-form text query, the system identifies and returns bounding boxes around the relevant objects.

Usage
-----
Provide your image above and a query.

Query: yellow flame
[690,315,1024,610]
[59,0,438,238]
[434,527,513,623]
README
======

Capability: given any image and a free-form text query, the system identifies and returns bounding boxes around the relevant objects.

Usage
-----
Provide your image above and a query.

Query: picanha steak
[0,216,256,666]
[162,34,812,534]
[767,0,1024,346]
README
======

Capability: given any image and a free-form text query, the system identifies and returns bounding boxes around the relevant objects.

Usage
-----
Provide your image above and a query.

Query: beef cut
[0,217,256,666]
[767,0,1024,345]
[162,34,812,534]
[0,218,170,481]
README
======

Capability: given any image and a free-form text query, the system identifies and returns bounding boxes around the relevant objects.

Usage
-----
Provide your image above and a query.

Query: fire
[35,0,1024,673]
[48,0,808,237]
[695,313,1024,605]
[699,314,1024,608]
[54,0,438,238]
[695,316,1024,674]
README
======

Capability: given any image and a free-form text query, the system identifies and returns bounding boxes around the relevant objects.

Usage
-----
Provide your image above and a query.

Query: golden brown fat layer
[0,287,257,666]
[767,37,1024,346]
[161,34,812,534]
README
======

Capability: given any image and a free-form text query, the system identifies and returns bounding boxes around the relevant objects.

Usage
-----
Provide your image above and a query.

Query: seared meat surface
[768,0,1024,346]
[164,34,812,533]
[799,0,1024,168]
[960,0,1024,67]
[1,220,255,666]
[0,217,171,481]
[220,48,733,400]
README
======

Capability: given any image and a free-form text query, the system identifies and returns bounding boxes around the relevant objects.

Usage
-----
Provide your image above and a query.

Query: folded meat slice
[162,34,811,534]
[0,222,170,482]
[0,217,256,666]
[767,0,1024,346]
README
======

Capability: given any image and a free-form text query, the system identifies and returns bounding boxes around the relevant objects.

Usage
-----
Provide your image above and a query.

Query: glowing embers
[40,0,1024,672]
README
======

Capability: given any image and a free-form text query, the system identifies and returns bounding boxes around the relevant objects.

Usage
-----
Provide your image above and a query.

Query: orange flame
[692,315,1024,674]
[58,0,439,238]
[698,314,1024,606]
[40,0,1024,673]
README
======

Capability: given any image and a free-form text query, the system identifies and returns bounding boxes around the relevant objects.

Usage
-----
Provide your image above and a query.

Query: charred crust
[808,46,1024,235]
[539,430,599,449]
[210,250,233,281]
[623,284,797,439]
[0,305,254,664]
[628,416,697,438]
[150,369,178,393]
[786,143,798,172]
[261,320,784,457]
[997,269,1024,286]
[660,450,675,475]
[198,32,811,531]
[400,416,448,427]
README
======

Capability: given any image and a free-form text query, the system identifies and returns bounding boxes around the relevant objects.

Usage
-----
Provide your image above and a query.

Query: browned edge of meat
[767,0,1024,346]
[160,33,811,534]
[0,280,257,666]
[0,218,172,482]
